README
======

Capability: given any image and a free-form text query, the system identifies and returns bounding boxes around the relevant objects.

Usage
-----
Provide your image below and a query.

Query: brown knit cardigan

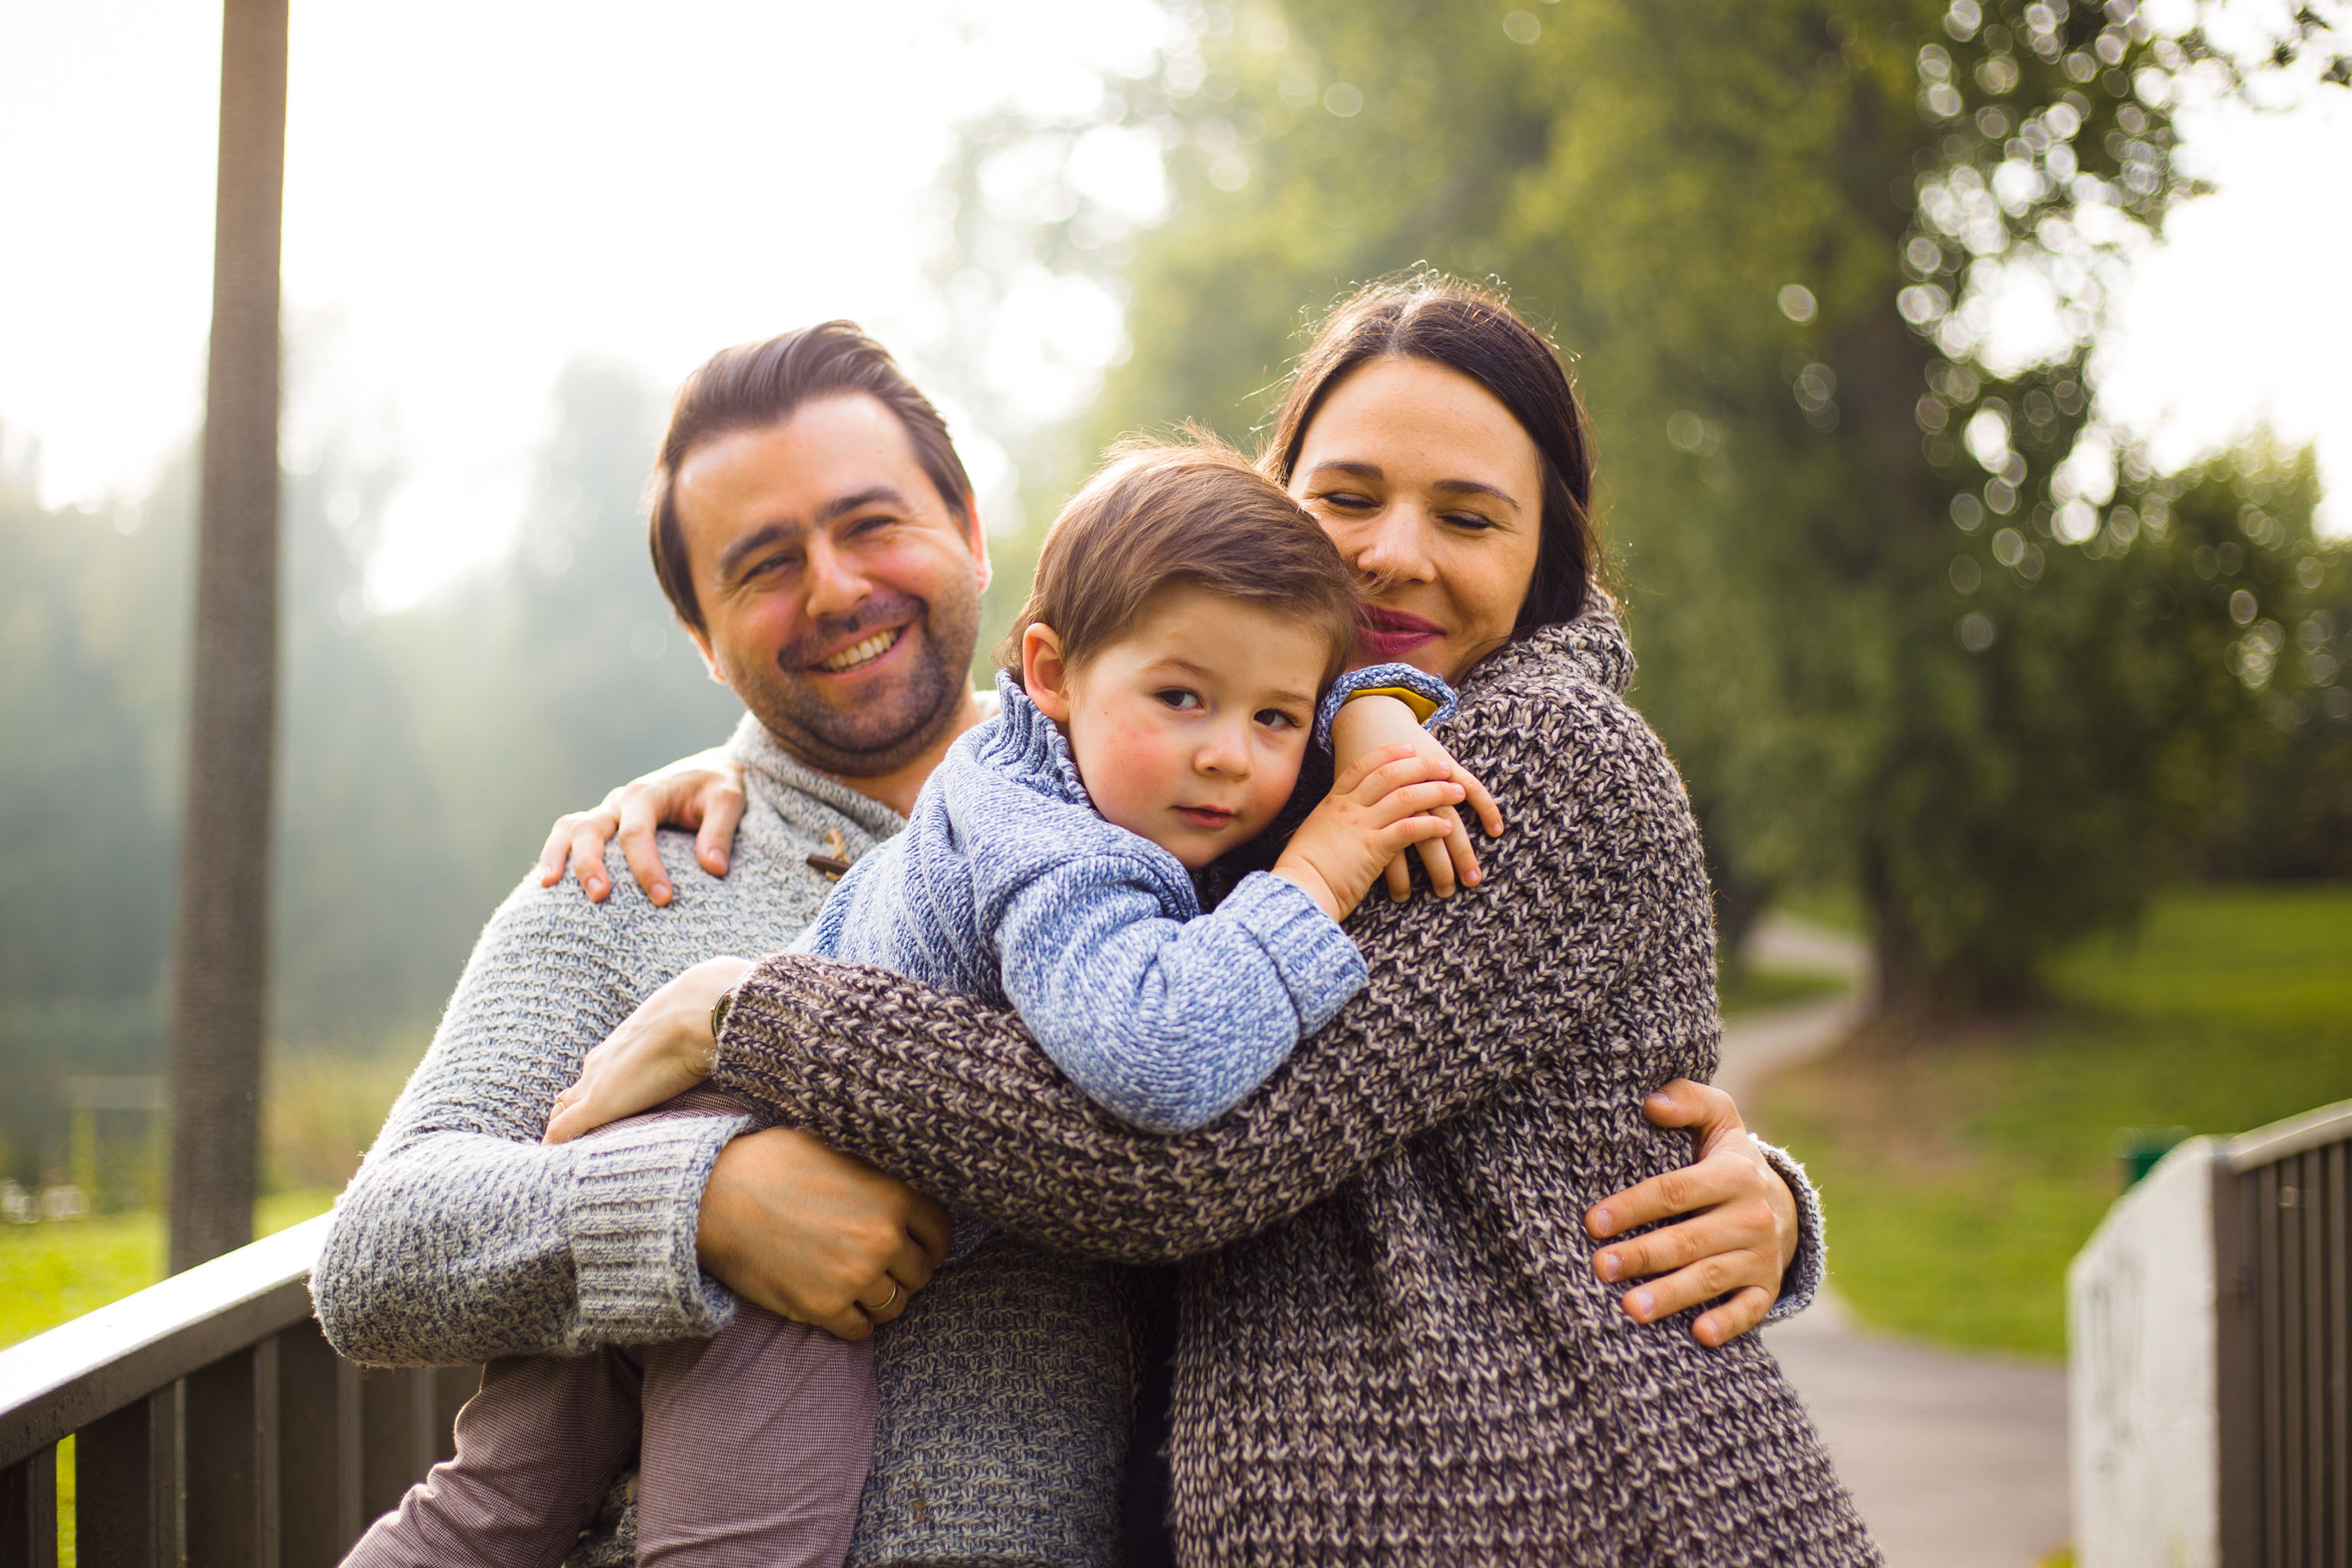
[714,608,1879,1567]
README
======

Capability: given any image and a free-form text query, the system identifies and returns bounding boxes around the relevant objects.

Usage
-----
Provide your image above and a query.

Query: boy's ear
[1021,623,1075,723]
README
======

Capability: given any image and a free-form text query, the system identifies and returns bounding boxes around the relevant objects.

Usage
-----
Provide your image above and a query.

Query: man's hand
[544,956,752,1145]
[697,1127,952,1341]
[1582,1079,1802,1348]
[535,749,747,906]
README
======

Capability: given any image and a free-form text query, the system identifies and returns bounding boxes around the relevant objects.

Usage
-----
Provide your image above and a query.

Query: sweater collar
[1459,585,1635,701]
[724,710,913,839]
[977,670,1093,808]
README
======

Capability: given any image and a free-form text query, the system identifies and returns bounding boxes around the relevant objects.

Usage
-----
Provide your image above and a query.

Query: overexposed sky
[2,2,2346,613]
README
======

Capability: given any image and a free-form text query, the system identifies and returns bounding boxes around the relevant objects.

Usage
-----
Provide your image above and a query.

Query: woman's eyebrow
[1430,477,1522,511]
[1306,460,1382,482]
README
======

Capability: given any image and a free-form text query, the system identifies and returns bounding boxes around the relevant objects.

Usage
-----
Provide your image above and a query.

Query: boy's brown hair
[997,433,1361,684]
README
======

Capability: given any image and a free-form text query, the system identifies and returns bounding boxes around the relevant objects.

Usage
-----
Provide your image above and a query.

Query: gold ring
[877,1280,900,1313]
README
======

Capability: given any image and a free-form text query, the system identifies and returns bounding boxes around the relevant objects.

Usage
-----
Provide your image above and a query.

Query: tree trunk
[168,0,289,1273]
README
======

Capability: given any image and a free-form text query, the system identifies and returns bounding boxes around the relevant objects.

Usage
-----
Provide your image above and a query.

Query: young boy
[346,439,1481,1568]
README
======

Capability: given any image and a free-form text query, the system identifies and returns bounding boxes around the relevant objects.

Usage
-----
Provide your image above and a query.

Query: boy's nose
[1195,722,1253,777]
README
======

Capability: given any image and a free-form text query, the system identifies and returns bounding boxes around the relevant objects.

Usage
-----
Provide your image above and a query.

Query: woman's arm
[715,686,1692,1263]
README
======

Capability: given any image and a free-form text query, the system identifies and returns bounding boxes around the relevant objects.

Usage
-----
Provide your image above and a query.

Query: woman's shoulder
[1449,606,1671,782]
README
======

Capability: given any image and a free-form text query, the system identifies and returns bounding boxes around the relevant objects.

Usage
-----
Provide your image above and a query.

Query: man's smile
[815,623,909,675]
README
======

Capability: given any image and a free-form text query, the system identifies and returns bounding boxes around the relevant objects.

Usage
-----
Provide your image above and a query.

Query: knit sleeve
[1312,662,1457,750]
[312,863,748,1365]
[992,858,1367,1135]
[713,684,1705,1265]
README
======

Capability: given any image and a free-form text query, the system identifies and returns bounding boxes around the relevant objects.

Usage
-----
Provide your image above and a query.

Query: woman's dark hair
[1266,273,1601,632]
[647,322,973,632]
[997,431,1360,686]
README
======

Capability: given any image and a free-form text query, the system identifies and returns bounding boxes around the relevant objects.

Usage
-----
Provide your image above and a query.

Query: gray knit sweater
[311,711,1137,1564]
[710,606,1880,1566]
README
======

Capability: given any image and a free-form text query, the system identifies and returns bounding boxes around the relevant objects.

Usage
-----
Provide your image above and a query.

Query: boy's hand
[1272,746,1467,923]
[1326,694,1505,900]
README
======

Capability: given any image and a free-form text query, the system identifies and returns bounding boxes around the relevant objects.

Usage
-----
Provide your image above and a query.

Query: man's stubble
[727,583,981,781]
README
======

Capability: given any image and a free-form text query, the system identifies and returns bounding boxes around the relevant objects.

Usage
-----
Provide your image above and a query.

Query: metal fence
[0,1215,475,1567]
[2217,1102,2351,1566]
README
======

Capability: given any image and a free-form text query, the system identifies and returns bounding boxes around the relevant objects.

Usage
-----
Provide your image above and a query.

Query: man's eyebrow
[713,485,914,581]
[716,520,801,581]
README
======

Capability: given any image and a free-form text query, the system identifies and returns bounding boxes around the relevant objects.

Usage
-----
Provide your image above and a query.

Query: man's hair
[998,433,1361,685]
[647,322,974,632]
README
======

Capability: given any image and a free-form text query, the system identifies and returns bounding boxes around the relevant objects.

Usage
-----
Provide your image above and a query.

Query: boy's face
[1029,588,1328,871]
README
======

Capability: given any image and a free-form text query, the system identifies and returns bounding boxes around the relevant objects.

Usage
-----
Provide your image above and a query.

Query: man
[316,320,1808,1565]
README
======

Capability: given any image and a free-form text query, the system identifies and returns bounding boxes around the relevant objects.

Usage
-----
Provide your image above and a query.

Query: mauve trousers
[341,1096,877,1568]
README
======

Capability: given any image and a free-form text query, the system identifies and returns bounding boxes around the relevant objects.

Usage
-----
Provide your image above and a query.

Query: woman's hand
[1325,695,1504,900]
[697,1126,952,1341]
[535,748,748,906]
[1583,1080,1801,1348]
[544,956,753,1145]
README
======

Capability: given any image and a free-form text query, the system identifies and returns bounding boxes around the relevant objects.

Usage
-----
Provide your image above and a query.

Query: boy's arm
[991,854,1366,1135]
[313,868,749,1366]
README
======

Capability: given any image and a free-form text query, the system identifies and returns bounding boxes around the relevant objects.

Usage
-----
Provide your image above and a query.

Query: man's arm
[312,871,749,1366]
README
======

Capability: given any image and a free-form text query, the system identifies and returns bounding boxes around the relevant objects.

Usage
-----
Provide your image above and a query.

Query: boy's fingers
[1383,852,1413,904]
[1371,780,1468,821]
[1415,818,1459,898]
[1331,743,1419,795]
[1459,770,1504,838]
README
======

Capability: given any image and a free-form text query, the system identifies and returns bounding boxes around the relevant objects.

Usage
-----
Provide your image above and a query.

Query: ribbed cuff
[1753,1138,1826,1324]
[570,1110,752,1344]
[1221,871,1369,1034]
[1314,662,1459,751]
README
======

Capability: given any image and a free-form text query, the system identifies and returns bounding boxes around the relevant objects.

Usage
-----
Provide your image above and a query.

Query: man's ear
[684,621,730,689]
[960,494,992,594]
[1021,623,1073,723]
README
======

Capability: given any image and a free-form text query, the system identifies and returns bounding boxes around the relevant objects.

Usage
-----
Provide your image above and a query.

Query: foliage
[0,361,743,1185]
[1760,881,2352,1357]
[952,0,2349,1009]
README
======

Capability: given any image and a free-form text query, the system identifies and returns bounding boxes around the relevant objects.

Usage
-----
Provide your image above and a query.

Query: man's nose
[802,533,872,622]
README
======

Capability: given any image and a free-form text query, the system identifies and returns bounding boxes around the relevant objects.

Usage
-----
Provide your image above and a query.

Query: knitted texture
[309,707,1130,1566]
[714,606,1880,1567]
[798,671,1367,1135]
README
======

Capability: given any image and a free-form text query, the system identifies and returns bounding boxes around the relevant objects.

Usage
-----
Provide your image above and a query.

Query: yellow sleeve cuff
[1343,685,1443,724]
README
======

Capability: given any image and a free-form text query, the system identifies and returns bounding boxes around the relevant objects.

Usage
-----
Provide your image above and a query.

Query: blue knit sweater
[794,666,1451,1135]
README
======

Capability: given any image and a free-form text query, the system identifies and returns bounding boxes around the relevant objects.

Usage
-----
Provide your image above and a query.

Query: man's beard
[731,586,978,779]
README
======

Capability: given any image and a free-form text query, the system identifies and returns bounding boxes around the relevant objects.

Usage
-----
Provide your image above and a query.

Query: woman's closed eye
[1308,488,1379,513]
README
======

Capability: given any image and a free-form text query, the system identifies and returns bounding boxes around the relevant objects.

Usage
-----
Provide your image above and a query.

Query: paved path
[1729,917,2071,1568]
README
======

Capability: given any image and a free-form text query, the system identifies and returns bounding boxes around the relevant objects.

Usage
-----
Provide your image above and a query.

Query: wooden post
[168,0,291,1272]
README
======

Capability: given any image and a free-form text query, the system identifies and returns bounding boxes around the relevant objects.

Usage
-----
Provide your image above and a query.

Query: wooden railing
[0,1215,477,1567]
[2216,1100,2350,1567]
[2072,1097,2351,1567]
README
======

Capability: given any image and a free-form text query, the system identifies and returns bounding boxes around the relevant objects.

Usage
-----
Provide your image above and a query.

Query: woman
[555,276,1873,1563]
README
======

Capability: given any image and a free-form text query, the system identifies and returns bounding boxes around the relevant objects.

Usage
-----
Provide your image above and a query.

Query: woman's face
[1289,355,1545,685]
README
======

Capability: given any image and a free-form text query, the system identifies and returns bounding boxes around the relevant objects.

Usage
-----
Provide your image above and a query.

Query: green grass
[1717,963,1851,1017]
[0,1188,338,1351]
[1762,882,2352,1359]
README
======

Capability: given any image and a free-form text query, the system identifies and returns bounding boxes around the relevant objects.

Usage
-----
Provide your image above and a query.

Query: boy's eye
[1155,688,1203,711]
[1255,709,1301,731]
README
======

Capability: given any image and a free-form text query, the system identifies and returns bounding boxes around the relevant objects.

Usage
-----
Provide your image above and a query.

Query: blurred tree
[0,358,742,1191]
[975,0,2347,1010]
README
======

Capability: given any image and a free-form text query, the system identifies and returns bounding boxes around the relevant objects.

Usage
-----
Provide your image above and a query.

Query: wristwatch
[708,983,738,1047]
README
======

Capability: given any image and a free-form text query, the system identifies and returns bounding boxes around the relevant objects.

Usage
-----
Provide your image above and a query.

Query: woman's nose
[1348,505,1436,584]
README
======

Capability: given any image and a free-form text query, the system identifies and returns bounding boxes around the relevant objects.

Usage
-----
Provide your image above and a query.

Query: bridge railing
[2070,1097,2350,1568]
[0,1214,477,1567]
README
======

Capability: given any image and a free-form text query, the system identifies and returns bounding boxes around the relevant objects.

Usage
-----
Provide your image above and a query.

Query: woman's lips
[1355,607,1443,660]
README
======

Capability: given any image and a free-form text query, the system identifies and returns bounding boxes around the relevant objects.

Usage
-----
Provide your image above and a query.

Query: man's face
[675,394,988,778]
